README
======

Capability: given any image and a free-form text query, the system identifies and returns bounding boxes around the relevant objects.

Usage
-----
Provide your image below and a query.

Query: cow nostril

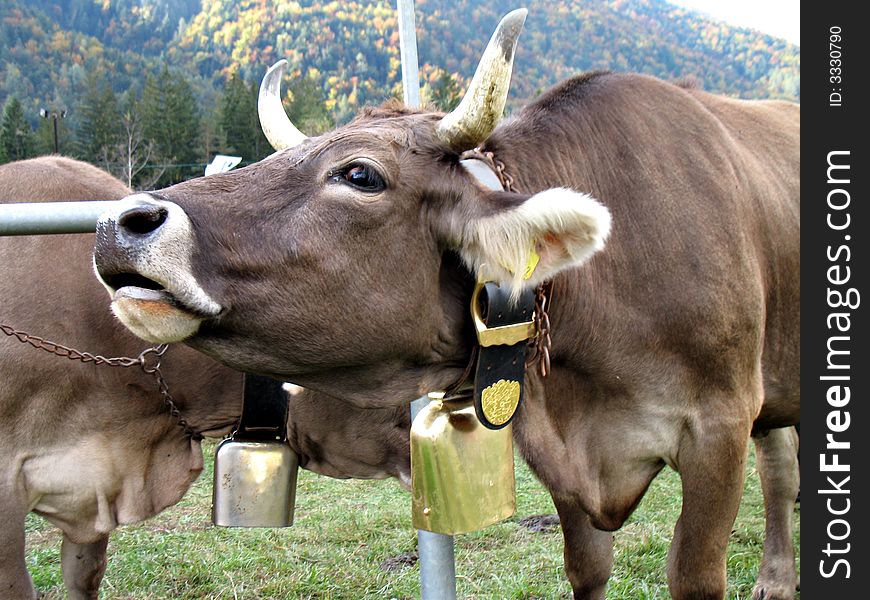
[118,204,168,236]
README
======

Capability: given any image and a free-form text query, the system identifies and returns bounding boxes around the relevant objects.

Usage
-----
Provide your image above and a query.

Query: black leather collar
[471,281,536,429]
[457,156,538,430]
[233,374,289,442]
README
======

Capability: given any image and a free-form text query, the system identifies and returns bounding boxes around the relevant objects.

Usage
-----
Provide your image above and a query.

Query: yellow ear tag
[498,247,540,281]
[522,248,540,280]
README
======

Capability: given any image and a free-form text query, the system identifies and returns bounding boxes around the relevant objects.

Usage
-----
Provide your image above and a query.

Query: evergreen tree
[247,80,270,160]
[140,65,201,185]
[200,112,224,167]
[76,71,122,163]
[219,72,268,163]
[0,97,35,163]
[219,73,248,158]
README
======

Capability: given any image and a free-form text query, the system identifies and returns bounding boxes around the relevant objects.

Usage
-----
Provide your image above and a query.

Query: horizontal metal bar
[0,201,121,236]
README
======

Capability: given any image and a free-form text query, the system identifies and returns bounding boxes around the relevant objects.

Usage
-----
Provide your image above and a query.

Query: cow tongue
[114,286,176,304]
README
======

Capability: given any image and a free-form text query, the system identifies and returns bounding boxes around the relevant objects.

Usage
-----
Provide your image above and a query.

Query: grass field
[25,440,799,599]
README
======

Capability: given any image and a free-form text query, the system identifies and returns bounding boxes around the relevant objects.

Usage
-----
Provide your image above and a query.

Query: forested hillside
[0,0,799,186]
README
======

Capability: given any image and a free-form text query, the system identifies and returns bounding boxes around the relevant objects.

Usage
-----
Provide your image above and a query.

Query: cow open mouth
[98,271,212,343]
[103,272,180,307]
[115,284,180,308]
[103,272,165,293]
[101,272,206,317]
[105,272,167,295]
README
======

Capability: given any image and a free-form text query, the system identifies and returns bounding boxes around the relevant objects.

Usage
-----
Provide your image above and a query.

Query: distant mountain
[1,0,799,128]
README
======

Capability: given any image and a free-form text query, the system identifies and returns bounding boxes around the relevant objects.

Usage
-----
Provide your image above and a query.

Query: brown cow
[91,10,799,600]
[1,156,409,600]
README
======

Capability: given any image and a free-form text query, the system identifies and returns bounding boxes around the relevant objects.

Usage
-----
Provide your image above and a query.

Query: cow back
[487,73,799,428]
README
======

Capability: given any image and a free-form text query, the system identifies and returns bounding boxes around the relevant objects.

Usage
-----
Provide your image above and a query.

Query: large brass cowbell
[213,375,298,528]
[411,272,538,534]
[411,392,516,535]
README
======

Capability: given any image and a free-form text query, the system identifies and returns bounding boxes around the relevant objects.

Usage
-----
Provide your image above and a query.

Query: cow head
[94,9,610,406]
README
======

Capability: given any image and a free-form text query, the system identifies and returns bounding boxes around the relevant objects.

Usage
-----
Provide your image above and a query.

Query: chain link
[460,147,515,192]
[1,323,202,440]
[526,282,553,378]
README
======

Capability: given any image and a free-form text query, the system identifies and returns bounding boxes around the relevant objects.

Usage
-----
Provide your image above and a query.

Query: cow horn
[258,60,308,151]
[435,8,527,151]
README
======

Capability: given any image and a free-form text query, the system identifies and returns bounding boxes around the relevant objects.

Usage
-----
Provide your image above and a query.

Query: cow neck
[445,148,552,430]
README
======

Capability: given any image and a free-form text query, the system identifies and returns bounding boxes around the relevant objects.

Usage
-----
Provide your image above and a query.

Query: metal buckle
[470,281,536,347]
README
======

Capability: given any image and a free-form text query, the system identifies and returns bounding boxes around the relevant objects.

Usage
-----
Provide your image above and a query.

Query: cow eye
[332,163,385,192]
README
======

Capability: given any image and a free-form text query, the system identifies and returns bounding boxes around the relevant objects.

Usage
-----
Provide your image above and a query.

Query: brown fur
[94,72,799,599]
[1,157,410,599]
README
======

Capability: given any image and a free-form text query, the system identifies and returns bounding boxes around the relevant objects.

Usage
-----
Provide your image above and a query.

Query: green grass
[25,441,799,599]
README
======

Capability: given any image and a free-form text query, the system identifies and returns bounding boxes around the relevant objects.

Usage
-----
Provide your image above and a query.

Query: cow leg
[61,533,109,600]
[752,427,799,600]
[0,508,36,599]
[667,425,750,600]
[553,496,614,600]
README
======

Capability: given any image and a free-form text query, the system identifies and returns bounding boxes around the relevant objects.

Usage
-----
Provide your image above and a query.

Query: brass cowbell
[213,375,298,528]
[411,392,516,535]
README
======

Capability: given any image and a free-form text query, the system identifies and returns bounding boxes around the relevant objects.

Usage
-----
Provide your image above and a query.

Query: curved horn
[258,60,308,151]
[435,8,527,150]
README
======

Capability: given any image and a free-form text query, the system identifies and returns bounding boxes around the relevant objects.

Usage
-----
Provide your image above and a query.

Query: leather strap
[472,282,536,429]
[458,155,540,429]
[233,374,289,442]
[460,158,505,190]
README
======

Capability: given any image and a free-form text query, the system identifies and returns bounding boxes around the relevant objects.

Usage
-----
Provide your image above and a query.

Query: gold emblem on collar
[481,379,521,426]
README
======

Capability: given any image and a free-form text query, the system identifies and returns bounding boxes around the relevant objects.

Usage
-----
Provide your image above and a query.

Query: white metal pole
[0,201,121,236]
[396,0,422,107]
[410,397,457,600]
[397,1,457,598]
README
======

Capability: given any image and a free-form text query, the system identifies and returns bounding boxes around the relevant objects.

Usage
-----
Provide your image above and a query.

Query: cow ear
[454,187,611,292]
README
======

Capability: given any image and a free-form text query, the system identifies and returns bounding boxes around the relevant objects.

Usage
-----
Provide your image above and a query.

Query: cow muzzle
[93,194,222,343]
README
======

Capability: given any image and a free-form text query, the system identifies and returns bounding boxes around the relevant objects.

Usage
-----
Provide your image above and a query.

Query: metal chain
[460,147,515,192]
[461,147,552,378]
[526,281,553,378]
[1,323,202,440]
